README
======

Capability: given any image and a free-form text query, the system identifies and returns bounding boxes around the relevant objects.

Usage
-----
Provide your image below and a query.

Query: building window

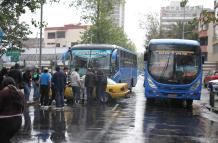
[48,32,55,39]
[56,31,65,38]
[56,43,60,47]
[214,44,218,53]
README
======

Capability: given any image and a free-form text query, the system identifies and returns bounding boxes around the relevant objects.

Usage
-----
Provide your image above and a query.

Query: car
[208,79,218,94]
[63,78,130,103]
[203,70,218,87]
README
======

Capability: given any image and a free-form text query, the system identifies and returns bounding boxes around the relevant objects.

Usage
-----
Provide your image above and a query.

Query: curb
[205,105,218,114]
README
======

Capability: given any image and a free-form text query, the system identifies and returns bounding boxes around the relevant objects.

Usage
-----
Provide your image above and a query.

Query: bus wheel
[186,100,193,108]
[146,98,155,105]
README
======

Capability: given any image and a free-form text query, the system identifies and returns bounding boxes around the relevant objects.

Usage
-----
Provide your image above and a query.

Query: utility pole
[39,1,44,67]
[180,0,188,39]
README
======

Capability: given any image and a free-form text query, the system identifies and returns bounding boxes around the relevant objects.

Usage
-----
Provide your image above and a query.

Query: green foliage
[140,12,161,46]
[70,0,136,52]
[0,0,44,51]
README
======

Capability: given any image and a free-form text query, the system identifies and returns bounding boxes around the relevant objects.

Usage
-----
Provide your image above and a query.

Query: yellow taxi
[63,78,130,102]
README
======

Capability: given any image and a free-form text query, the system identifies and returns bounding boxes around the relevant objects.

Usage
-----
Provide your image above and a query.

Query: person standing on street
[70,68,81,104]
[85,68,96,103]
[96,70,107,103]
[23,68,32,102]
[52,66,66,108]
[8,63,23,89]
[39,67,51,107]
[32,67,41,101]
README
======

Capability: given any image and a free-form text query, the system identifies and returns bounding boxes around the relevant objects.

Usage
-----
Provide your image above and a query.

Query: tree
[0,0,45,53]
[140,12,162,46]
[70,0,136,52]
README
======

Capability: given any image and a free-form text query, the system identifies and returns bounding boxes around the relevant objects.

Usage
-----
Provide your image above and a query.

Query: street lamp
[39,0,44,67]
[180,0,188,39]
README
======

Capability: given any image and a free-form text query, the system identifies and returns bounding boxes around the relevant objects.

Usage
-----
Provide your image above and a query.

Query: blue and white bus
[62,44,137,90]
[144,39,202,106]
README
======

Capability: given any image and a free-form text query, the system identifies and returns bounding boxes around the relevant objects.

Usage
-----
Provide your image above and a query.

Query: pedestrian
[23,68,32,102]
[39,67,51,107]
[8,63,23,89]
[52,66,66,108]
[0,77,25,143]
[0,67,8,90]
[96,70,107,103]
[85,68,96,103]
[32,67,41,101]
[70,68,81,104]
[80,75,86,103]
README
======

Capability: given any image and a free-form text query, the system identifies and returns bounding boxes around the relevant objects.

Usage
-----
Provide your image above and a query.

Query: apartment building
[160,1,202,37]
[44,24,88,48]
[212,0,218,62]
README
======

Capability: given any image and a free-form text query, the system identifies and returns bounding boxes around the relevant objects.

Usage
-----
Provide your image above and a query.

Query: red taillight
[120,87,125,91]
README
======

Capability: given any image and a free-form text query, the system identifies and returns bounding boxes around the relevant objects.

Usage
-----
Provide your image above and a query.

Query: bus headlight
[148,77,157,89]
[190,80,201,90]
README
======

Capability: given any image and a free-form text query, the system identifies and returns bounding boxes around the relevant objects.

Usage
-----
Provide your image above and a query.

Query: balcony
[201,45,208,53]
[199,30,208,38]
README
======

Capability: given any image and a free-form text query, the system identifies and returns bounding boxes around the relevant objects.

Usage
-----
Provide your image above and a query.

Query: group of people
[0,63,108,108]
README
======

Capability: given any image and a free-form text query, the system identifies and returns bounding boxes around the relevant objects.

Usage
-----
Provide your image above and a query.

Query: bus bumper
[145,90,201,100]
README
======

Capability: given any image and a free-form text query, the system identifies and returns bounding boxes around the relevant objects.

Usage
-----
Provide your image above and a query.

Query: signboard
[6,50,20,62]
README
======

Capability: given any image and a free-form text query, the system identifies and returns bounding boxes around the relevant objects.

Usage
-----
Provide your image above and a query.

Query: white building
[160,1,202,35]
[44,24,89,48]
[110,0,125,28]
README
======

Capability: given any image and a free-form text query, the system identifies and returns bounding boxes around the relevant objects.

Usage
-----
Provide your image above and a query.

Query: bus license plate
[168,94,177,98]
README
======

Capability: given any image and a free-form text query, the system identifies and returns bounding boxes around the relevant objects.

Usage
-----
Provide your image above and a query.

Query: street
[11,76,218,143]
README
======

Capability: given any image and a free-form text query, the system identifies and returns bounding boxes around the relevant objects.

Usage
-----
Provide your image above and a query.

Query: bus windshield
[148,44,200,84]
[69,49,112,75]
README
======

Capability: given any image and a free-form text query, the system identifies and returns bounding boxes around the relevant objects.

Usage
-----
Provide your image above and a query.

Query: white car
[208,79,218,94]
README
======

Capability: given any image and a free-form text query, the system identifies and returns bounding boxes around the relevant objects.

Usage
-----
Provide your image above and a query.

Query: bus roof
[149,39,200,46]
[71,44,136,55]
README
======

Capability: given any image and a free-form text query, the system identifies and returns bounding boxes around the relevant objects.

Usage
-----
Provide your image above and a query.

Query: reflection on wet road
[11,77,218,143]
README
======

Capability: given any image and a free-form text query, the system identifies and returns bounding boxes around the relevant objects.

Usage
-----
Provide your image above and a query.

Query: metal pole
[182,6,185,39]
[39,1,43,67]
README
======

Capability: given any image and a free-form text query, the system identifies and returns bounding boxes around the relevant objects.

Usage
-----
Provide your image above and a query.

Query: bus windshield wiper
[159,53,172,81]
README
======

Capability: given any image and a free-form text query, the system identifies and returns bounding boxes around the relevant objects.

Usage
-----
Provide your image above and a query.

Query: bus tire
[186,99,193,108]
[146,98,155,105]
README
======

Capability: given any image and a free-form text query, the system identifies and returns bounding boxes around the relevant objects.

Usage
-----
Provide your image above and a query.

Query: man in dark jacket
[52,66,66,108]
[8,63,23,89]
[85,68,96,102]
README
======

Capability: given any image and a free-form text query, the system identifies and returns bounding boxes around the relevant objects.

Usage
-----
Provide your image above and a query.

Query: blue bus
[62,44,137,90]
[144,39,202,106]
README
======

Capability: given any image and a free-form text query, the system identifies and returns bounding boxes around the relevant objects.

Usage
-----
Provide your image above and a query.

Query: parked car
[203,70,218,87]
[63,78,130,103]
[208,79,218,94]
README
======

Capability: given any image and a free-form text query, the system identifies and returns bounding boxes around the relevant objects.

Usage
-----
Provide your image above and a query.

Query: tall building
[44,23,88,48]
[210,0,218,62]
[110,0,125,28]
[160,1,202,37]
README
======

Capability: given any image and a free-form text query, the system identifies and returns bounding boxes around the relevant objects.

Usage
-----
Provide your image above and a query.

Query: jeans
[24,82,31,101]
[72,86,80,102]
[33,81,40,100]
[96,86,106,102]
[40,85,49,106]
[55,89,64,107]
[86,87,93,102]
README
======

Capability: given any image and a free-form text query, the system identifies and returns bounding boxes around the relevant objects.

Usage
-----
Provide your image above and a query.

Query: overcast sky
[20,0,214,53]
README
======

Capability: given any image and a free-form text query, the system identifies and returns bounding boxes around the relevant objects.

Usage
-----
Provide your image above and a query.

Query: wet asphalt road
[11,76,218,143]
